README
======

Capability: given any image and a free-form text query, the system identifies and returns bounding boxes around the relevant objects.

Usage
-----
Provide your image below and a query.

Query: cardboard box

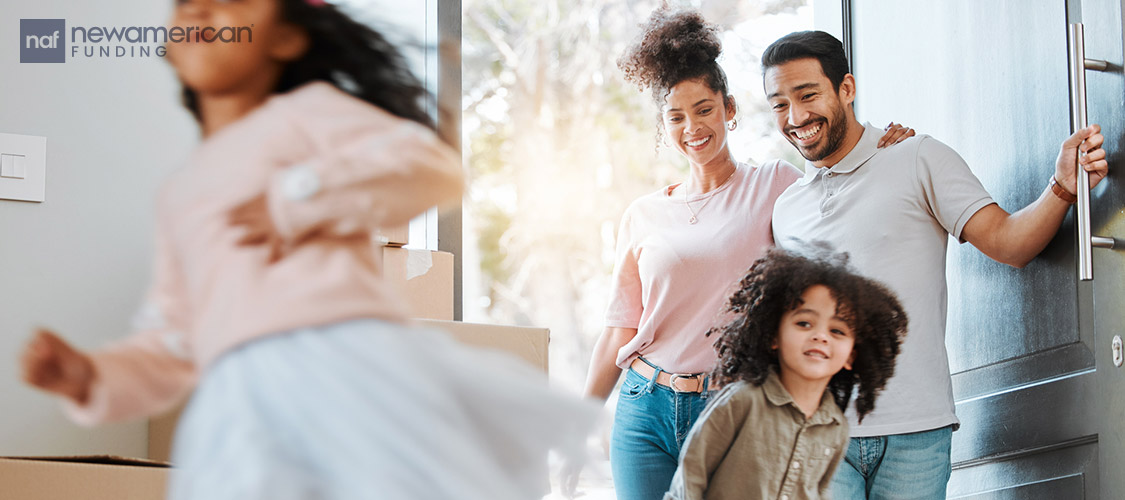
[381,248,454,320]
[418,319,549,373]
[0,456,169,500]
[418,321,554,492]
[373,222,409,247]
[148,403,186,464]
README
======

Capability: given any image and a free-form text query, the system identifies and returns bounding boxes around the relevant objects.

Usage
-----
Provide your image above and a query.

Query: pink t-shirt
[605,160,802,374]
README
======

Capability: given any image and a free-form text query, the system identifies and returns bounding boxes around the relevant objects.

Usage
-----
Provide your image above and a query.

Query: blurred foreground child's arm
[266,84,463,244]
[23,215,197,426]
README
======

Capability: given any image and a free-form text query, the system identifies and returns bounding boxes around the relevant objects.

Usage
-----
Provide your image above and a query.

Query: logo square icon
[21,19,66,63]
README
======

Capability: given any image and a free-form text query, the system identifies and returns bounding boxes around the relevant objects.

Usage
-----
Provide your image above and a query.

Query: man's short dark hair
[761,31,851,92]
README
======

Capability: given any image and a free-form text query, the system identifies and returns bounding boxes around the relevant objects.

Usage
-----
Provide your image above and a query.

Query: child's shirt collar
[760,370,844,426]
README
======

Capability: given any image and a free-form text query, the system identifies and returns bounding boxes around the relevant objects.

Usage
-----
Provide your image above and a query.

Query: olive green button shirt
[664,371,848,500]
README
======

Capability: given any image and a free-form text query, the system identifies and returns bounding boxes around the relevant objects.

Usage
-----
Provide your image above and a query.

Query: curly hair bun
[618,8,723,93]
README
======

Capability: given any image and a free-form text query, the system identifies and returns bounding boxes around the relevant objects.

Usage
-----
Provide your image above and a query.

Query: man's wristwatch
[1049,176,1077,204]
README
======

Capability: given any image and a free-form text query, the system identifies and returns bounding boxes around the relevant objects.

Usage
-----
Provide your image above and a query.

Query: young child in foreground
[19,0,594,499]
[664,248,907,500]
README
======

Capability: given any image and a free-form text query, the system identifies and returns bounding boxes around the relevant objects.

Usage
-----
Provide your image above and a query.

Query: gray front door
[844,1,1125,498]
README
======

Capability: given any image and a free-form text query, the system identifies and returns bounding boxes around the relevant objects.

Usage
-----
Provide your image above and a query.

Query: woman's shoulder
[743,158,802,183]
[622,186,673,216]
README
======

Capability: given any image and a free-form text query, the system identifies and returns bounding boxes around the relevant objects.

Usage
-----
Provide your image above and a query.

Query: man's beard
[788,104,848,163]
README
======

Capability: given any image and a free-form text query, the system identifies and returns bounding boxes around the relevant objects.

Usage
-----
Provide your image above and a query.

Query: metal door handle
[1067,23,1113,280]
[1085,59,1109,71]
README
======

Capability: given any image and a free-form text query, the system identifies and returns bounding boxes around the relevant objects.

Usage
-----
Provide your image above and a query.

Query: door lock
[1113,336,1123,368]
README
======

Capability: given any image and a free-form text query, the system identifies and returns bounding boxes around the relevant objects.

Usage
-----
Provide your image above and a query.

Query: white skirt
[168,319,597,500]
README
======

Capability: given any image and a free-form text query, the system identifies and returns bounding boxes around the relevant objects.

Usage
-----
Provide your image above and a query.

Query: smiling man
[761,31,1109,500]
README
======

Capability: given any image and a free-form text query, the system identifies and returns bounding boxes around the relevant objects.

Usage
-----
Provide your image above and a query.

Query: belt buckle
[669,374,701,393]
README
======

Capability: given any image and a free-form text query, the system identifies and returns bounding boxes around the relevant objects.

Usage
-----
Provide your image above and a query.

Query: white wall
[0,1,196,456]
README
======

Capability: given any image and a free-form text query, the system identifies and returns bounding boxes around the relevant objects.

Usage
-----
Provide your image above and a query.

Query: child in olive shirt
[665,248,907,500]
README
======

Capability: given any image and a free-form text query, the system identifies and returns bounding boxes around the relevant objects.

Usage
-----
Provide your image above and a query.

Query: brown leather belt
[630,358,712,393]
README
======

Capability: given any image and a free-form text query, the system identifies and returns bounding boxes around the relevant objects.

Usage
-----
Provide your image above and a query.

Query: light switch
[14,154,28,179]
[0,133,47,202]
[1,153,27,179]
[0,154,14,178]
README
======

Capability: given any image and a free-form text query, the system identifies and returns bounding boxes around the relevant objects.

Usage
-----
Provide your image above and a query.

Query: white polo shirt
[772,123,995,437]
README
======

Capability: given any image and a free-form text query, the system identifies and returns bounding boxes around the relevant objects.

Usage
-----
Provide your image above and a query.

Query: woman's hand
[21,329,97,405]
[229,194,286,263]
[878,122,916,148]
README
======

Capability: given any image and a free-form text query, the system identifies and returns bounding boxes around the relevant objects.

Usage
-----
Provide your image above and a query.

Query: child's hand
[229,194,285,263]
[21,329,97,405]
[558,455,585,499]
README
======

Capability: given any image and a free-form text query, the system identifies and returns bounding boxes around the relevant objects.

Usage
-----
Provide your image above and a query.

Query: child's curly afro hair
[708,247,907,422]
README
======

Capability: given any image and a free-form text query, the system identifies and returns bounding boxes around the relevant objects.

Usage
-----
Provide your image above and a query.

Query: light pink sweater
[66,83,464,425]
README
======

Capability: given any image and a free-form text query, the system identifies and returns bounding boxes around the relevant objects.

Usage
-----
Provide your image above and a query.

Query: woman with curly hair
[664,248,906,500]
[568,7,912,499]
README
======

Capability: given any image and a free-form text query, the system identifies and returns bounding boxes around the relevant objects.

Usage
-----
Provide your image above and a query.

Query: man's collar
[795,164,820,186]
[796,122,883,185]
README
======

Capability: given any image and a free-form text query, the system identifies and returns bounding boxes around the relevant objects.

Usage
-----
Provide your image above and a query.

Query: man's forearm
[968,186,1072,268]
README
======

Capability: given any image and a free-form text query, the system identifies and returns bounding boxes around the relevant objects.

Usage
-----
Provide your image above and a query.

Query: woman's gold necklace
[684,167,737,224]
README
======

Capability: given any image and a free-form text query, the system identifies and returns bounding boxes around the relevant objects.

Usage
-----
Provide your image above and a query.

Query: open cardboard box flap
[0,455,169,500]
[4,455,170,467]
[417,319,549,372]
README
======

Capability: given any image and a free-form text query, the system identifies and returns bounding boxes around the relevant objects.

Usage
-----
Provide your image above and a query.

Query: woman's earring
[727,119,738,131]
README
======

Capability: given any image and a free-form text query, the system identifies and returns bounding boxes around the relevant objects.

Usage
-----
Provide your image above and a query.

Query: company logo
[21,19,66,63]
[19,19,252,63]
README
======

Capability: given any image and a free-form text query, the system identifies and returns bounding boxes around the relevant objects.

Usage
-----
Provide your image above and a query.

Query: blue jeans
[829,426,953,500]
[610,368,711,500]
